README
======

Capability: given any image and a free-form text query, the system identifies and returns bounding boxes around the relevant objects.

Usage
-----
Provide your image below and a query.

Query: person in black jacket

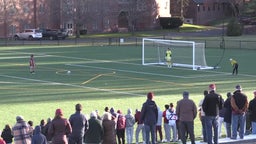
[140,92,158,144]
[248,91,256,134]
[1,124,13,144]
[69,103,88,144]
[230,85,248,140]
[202,84,223,144]
[224,92,232,138]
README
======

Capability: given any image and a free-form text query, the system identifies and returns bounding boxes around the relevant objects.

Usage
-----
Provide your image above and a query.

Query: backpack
[117,115,126,129]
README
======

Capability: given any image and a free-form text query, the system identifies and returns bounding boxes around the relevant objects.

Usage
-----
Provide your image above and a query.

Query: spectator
[140,92,158,144]
[218,98,225,138]
[84,111,103,144]
[42,118,52,142]
[12,116,31,144]
[48,108,72,144]
[95,110,102,120]
[1,124,13,144]
[104,107,109,113]
[231,85,248,139]
[28,120,34,138]
[176,91,197,144]
[39,119,45,135]
[166,103,178,142]
[203,84,223,144]
[162,104,170,142]
[248,90,256,134]
[102,112,117,144]
[69,103,88,144]
[32,125,47,144]
[125,108,135,144]
[155,107,163,142]
[134,109,145,144]
[224,92,232,138]
[116,110,126,144]
[0,137,6,144]
[198,90,208,142]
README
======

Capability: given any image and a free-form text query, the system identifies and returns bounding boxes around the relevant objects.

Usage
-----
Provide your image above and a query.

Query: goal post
[142,38,214,70]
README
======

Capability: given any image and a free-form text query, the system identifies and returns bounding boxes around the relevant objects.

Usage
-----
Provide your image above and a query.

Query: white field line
[3,50,256,78]
[66,64,235,79]
[0,74,144,97]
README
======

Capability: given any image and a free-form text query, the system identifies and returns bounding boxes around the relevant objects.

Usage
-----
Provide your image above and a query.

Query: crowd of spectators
[0,84,256,144]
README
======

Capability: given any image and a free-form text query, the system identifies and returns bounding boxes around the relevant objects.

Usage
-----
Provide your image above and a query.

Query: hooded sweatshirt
[32,125,47,144]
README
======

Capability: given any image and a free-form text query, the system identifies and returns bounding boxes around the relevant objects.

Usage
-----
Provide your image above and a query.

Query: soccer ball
[67,70,71,74]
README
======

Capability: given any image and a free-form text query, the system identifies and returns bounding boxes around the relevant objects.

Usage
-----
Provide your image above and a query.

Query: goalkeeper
[229,58,238,75]
[165,48,172,68]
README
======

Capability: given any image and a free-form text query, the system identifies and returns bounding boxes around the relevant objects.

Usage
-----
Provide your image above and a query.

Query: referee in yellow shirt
[230,58,238,75]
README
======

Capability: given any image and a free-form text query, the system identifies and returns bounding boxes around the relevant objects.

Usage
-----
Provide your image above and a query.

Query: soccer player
[165,48,172,68]
[229,58,238,75]
[29,54,36,74]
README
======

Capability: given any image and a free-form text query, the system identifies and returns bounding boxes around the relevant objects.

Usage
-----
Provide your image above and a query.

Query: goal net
[142,38,214,70]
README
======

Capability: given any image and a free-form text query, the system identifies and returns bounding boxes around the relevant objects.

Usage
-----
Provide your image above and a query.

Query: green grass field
[1,42,256,142]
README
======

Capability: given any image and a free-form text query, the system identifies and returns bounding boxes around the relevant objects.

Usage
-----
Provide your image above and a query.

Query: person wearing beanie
[202,84,223,144]
[140,92,158,144]
[224,92,232,138]
[84,111,103,144]
[12,116,32,144]
[69,103,88,144]
[176,91,197,144]
[230,84,248,139]
[48,108,72,144]
[248,90,256,134]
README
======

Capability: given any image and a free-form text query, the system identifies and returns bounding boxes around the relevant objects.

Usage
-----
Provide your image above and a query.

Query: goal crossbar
[142,38,214,70]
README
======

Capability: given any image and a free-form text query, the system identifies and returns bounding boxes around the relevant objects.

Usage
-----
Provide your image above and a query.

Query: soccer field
[1,44,256,141]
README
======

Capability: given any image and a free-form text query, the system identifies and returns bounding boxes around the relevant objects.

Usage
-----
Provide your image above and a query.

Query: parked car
[13,29,42,40]
[40,29,67,40]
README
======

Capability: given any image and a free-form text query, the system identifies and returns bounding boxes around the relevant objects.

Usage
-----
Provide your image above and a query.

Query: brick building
[0,0,243,38]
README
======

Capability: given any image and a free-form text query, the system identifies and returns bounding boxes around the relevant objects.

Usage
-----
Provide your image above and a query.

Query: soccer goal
[142,38,214,70]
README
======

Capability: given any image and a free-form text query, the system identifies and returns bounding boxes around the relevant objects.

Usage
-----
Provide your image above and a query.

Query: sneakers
[162,139,167,142]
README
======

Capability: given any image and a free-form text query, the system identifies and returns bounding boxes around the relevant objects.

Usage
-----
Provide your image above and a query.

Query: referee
[230,58,238,75]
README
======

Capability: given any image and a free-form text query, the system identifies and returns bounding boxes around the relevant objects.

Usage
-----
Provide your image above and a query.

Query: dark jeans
[155,125,163,141]
[205,116,218,144]
[201,116,207,142]
[116,129,125,144]
[144,124,156,144]
[69,136,83,144]
[179,121,195,144]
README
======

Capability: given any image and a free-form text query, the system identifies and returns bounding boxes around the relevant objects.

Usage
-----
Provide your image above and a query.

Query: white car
[14,29,42,40]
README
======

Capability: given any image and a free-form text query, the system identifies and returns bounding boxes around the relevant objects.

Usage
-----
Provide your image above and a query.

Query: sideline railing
[1,37,256,50]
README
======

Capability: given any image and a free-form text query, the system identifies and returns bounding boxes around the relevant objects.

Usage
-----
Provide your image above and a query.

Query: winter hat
[183,91,189,98]
[16,116,24,121]
[147,92,154,100]
[209,84,216,90]
[55,108,63,116]
[90,111,97,118]
[235,85,242,90]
